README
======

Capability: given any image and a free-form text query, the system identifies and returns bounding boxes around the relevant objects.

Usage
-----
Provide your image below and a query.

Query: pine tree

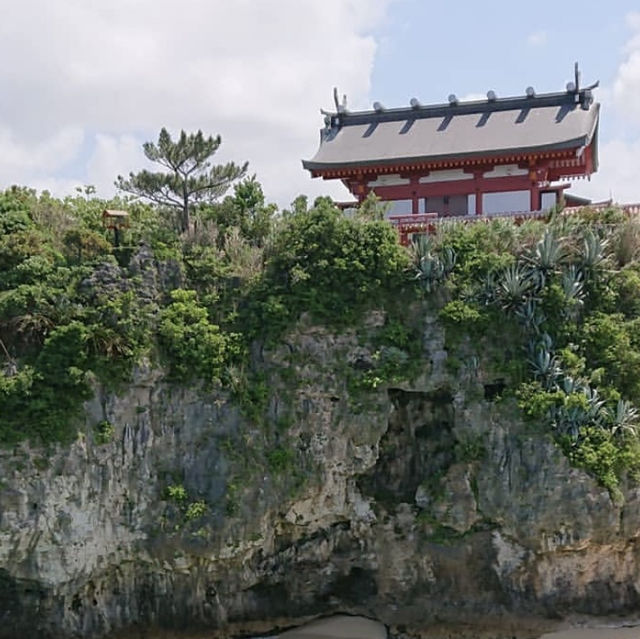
[116,128,247,232]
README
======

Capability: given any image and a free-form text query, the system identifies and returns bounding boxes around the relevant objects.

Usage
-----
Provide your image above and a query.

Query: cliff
[3,192,640,638]
[2,309,639,639]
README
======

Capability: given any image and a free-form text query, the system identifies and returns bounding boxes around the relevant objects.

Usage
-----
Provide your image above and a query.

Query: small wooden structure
[102,209,129,246]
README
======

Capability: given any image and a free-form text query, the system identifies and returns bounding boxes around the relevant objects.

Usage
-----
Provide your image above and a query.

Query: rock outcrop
[1,314,639,639]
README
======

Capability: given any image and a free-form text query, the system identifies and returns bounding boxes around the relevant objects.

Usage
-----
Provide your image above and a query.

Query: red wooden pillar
[530,185,540,211]
[473,170,484,215]
[410,176,419,214]
[353,173,367,203]
[529,165,540,211]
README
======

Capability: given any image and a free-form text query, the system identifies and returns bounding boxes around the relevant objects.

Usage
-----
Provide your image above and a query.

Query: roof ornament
[373,101,385,113]
[569,62,600,110]
[333,87,348,114]
[448,94,458,106]
[526,86,536,98]
[487,90,497,102]
[410,97,421,109]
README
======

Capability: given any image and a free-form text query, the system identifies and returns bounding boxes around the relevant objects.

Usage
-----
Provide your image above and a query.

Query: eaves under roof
[303,89,600,172]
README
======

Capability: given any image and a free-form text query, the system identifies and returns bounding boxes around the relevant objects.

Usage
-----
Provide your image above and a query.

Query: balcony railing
[388,203,640,243]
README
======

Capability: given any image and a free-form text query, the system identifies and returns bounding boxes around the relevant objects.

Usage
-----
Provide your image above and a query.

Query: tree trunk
[182,185,189,233]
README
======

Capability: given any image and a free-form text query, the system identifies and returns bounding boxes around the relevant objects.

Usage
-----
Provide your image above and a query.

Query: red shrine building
[303,69,600,238]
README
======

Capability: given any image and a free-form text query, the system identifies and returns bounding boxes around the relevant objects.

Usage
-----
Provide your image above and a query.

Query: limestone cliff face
[1,312,639,639]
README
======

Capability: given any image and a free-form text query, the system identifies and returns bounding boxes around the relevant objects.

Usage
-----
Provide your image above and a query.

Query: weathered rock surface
[1,315,639,639]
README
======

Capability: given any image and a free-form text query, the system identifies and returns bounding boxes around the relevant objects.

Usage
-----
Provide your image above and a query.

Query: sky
[0,0,639,207]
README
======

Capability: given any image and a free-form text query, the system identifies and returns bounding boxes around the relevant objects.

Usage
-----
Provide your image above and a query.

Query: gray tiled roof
[303,91,599,171]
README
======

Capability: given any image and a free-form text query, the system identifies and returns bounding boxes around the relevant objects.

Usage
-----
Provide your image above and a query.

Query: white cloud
[0,127,84,185]
[573,138,640,204]
[613,13,640,125]
[526,30,547,47]
[0,0,392,206]
[86,134,146,196]
[573,12,640,204]
[459,92,487,102]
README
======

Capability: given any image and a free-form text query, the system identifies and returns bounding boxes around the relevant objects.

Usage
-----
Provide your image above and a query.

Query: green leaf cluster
[158,289,239,383]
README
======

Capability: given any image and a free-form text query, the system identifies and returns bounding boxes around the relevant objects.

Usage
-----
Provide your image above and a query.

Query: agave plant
[497,264,534,313]
[516,299,546,335]
[415,254,445,292]
[551,385,607,440]
[412,237,456,292]
[580,229,609,273]
[560,264,585,321]
[581,386,607,426]
[439,246,457,276]
[609,399,639,438]
[561,374,588,396]
[477,272,497,306]
[527,332,553,358]
[561,265,585,303]
[528,346,562,390]
[410,234,434,265]
[551,405,584,440]
[526,229,565,278]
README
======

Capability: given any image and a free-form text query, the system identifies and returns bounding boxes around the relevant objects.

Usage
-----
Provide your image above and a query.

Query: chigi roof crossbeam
[323,87,596,128]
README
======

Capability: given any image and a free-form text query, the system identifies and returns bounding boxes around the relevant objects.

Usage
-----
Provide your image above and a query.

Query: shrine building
[303,69,599,230]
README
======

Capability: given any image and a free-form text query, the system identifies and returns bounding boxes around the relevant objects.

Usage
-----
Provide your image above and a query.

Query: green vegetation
[3,130,640,500]
[164,483,208,528]
[429,212,640,493]
[158,289,238,383]
[94,420,115,445]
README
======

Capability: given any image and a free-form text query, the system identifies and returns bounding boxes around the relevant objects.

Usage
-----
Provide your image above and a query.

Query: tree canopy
[116,128,247,232]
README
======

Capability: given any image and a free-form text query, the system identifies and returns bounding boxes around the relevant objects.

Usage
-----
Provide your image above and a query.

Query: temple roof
[303,88,600,173]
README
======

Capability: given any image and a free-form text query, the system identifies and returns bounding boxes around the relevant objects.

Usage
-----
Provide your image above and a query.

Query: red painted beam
[370,174,539,201]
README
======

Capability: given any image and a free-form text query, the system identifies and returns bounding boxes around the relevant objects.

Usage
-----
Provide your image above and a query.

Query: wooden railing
[388,203,640,244]
[563,202,640,216]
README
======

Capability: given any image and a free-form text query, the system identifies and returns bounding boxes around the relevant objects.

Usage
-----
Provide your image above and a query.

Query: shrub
[185,500,207,520]
[439,300,484,328]
[166,484,188,504]
[62,228,112,264]
[158,289,237,383]
[613,267,640,318]
[267,446,295,474]
[0,322,93,443]
[257,200,409,328]
[94,420,115,445]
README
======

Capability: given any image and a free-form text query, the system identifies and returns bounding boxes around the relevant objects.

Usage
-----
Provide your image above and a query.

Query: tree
[116,128,248,233]
[209,176,276,246]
